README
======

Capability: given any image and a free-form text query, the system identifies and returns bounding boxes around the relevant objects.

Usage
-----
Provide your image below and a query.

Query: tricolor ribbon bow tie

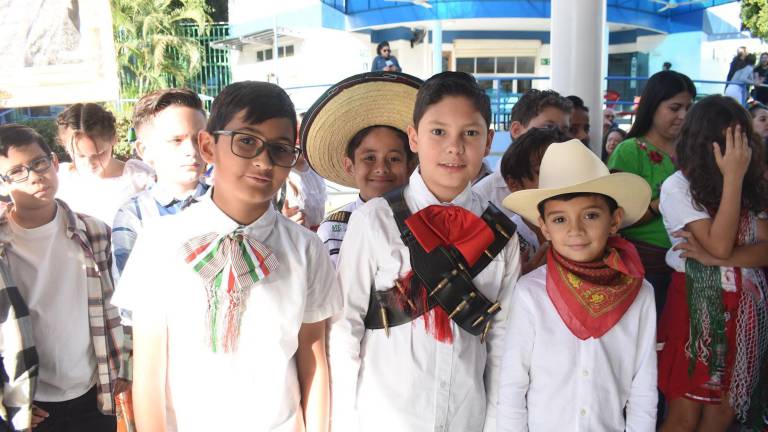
[182,228,279,352]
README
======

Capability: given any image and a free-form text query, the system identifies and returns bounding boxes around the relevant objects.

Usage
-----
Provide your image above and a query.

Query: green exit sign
[541,58,550,65]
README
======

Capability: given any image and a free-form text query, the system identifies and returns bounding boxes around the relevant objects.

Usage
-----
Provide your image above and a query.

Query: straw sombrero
[502,139,651,228]
[300,72,423,187]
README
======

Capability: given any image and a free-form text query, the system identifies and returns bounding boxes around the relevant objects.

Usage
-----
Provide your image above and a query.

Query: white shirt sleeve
[496,281,534,432]
[625,282,658,432]
[484,234,522,431]
[303,235,342,323]
[328,209,378,430]
[660,172,711,272]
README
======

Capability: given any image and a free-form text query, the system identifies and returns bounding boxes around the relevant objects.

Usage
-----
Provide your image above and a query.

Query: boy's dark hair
[627,70,696,139]
[500,128,568,183]
[0,124,52,157]
[566,95,589,112]
[132,88,205,133]
[56,103,117,148]
[345,125,414,163]
[376,41,390,56]
[509,89,573,127]
[207,81,297,142]
[537,192,619,219]
[413,71,491,128]
[676,94,768,213]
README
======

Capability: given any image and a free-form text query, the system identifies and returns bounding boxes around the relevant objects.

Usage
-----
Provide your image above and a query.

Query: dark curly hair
[676,94,768,213]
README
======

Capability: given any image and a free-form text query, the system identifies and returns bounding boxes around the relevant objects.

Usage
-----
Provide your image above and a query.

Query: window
[517,79,533,93]
[476,57,495,73]
[456,57,474,74]
[255,45,294,62]
[497,57,515,73]
[516,56,535,74]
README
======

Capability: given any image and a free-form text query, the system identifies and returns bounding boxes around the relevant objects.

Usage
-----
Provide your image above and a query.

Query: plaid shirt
[0,200,129,416]
[112,182,209,282]
[0,243,37,431]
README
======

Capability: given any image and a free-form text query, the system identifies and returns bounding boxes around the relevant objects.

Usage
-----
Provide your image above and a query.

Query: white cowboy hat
[300,72,423,188]
[502,139,651,228]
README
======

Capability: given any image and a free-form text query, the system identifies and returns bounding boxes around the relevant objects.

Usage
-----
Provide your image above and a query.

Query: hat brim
[501,172,651,229]
[300,72,423,188]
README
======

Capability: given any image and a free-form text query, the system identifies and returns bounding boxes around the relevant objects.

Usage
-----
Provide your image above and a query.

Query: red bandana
[546,236,644,340]
[400,205,495,343]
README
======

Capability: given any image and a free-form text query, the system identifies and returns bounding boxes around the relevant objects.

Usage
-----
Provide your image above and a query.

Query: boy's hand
[714,125,751,180]
[281,199,307,227]
[672,230,721,266]
[31,405,49,428]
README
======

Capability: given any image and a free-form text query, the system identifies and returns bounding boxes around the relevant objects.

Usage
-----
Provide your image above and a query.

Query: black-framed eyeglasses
[212,130,302,168]
[2,155,53,183]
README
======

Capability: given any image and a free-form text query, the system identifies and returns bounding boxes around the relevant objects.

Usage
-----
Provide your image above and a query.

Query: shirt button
[580,409,587,416]
[440,381,448,389]
[582,369,589,377]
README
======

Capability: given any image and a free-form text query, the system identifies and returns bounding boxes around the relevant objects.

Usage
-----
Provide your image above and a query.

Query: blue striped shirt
[112,182,209,282]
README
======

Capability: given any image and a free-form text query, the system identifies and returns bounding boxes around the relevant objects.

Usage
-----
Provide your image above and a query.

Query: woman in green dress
[608,70,696,315]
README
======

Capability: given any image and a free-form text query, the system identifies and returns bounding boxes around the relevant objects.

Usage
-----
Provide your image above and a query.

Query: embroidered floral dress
[607,137,676,249]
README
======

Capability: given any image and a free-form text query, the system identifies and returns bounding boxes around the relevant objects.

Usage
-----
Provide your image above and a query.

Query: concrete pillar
[432,20,443,75]
[550,0,607,154]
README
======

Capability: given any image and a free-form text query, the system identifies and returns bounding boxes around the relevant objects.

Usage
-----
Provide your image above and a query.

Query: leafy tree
[111,0,212,98]
[741,0,768,40]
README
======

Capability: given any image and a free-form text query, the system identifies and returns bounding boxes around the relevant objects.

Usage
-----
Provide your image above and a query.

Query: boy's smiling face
[538,194,623,263]
[344,127,411,201]
[0,142,59,211]
[408,95,493,202]
[199,110,295,221]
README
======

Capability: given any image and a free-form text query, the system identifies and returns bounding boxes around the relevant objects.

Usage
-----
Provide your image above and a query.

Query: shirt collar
[195,188,278,243]
[405,169,476,212]
[150,181,209,207]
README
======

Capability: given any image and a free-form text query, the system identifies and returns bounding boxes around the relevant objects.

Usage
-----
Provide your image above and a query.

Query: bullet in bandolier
[430,269,459,297]
[380,306,390,337]
[481,321,492,344]
[472,314,485,328]
[395,280,417,310]
[448,292,477,319]
[375,291,390,337]
[483,250,493,259]
[495,224,510,239]
[487,302,501,314]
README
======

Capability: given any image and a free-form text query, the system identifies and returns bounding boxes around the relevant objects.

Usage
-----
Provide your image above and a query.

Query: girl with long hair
[607,70,696,315]
[658,95,768,431]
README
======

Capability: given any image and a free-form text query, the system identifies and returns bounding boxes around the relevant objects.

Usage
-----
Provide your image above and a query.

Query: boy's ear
[343,156,354,176]
[610,207,625,235]
[50,152,59,172]
[407,124,419,154]
[484,129,494,157]
[134,139,148,161]
[538,216,552,241]
[198,130,216,165]
[509,121,526,140]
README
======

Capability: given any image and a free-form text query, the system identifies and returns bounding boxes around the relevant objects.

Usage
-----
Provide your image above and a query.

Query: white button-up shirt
[497,266,657,432]
[317,196,365,268]
[329,171,521,432]
[114,193,342,431]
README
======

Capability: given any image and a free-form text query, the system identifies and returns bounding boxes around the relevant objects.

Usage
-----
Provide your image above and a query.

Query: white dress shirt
[497,266,657,432]
[472,171,514,220]
[286,164,328,228]
[114,191,342,431]
[317,197,364,268]
[329,170,522,432]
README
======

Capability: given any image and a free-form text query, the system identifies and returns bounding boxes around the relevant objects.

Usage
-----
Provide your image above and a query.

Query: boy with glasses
[114,81,341,431]
[0,124,129,431]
